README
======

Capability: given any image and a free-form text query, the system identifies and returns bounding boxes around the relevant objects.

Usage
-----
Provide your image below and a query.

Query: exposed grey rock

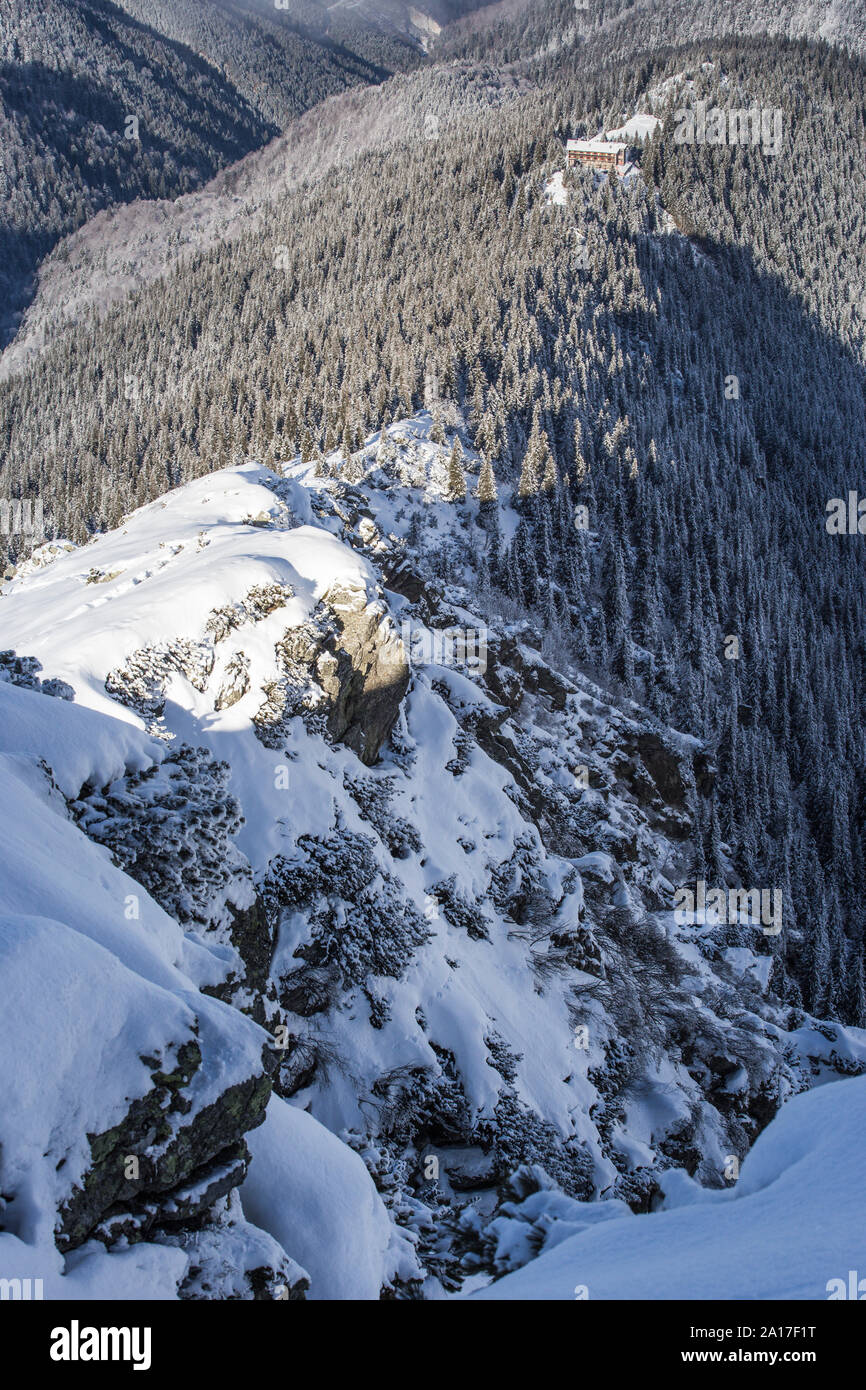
[253,584,409,765]
[316,583,410,766]
[226,895,275,998]
[215,652,251,710]
[57,1040,271,1255]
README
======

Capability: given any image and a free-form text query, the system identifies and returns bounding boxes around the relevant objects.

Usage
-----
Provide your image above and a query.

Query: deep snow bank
[474,1075,866,1300]
[241,1098,401,1300]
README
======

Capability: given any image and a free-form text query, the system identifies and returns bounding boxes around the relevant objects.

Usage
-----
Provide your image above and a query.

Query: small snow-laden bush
[344,774,422,860]
[105,639,214,724]
[594,905,692,1056]
[588,1035,635,1105]
[0,650,42,688]
[372,1065,450,1141]
[205,583,296,644]
[157,1191,310,1301]
[489,835,558,927]
[429,874,489,940]
[0,649,74,700]
[263,826,430,986]
[72,744,249,931]
[611,1166,661,1213]
[456,1163,610,1282]
[485,1032,520,1084]
[478,1092,595,1200]
[444,725,474,776]
[369,1045,474,1148]
[214,652,251,711]
[342,1130,464,1297]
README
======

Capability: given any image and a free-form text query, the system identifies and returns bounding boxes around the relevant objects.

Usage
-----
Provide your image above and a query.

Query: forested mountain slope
[112,0,500,60]
[441,0,866,65]
[0,0,418,346]
[0,61,530,378]
[108,0,422,126]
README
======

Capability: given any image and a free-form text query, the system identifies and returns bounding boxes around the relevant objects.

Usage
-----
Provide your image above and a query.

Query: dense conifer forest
[0,0,418,342]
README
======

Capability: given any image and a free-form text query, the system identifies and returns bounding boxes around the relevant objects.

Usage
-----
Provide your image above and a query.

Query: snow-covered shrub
[72,744,249,931]
[0,649,73,699]
[263,825,430,986]
[456,1164,615,1282]
[344,774,422,859]
[106,639,214,724]
[371,1047,474,1147]
[478,1093,595,1200]
[159,1190,310,1300]
[429,875,489,940]
[440,722,474,776]
[205,583,295,643]
[214,652,251,710]
[489,835,557,926]
[611,1166,661,1213]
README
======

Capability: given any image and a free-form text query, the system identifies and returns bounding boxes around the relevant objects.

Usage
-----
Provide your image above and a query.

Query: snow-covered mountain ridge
[1,412,864,1297]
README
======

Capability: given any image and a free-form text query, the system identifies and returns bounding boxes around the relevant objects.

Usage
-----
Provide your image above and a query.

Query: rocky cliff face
[1,415,864,1298]
[251,580,409,766]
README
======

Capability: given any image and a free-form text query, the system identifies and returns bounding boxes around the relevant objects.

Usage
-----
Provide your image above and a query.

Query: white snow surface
[241,1098,400,1301]
[606,114,661,143]
[0,588,392,1296]
[0,685,276,1295]
[0,465,372,727]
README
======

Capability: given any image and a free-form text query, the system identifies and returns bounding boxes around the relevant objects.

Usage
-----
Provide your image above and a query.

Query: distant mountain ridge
[0,0,424,347]
[0,60,530,379]
[442,0,866,64]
